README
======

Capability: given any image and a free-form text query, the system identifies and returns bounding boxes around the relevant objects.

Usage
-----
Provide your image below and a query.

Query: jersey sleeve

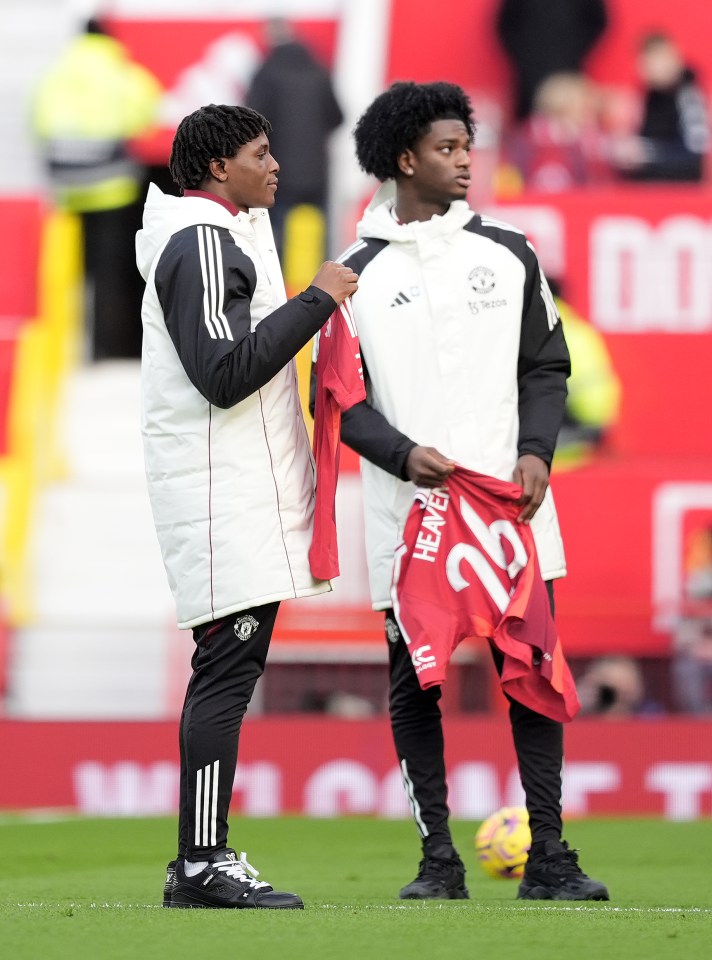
[309,355,416,479]
[155,223,335,408]
[517,241,571,467]
[325,300,366,412]
[310,239,418,479]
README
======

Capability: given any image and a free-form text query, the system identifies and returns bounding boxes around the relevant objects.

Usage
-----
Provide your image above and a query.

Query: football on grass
[474,806,531,879]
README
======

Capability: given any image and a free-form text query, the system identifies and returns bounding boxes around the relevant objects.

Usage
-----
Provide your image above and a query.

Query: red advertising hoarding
[1,718,710,820]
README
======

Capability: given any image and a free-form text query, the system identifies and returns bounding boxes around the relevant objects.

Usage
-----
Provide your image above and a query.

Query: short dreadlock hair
[353,82,475,182]
[169,103,272,190]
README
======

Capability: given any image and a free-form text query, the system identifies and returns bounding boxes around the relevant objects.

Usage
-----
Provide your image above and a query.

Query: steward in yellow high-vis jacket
[33,19,161,213]
[32,18,162,359]
[553,295,622,470]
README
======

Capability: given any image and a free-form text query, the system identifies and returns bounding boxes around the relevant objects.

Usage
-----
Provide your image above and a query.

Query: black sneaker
[517,840,609,901]
[163,860,177,907]
[170,849,304,909]
[399,848,470,900]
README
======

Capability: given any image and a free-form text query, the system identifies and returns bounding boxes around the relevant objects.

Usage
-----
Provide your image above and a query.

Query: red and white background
[2,0,712,817]
[106,0,712,658]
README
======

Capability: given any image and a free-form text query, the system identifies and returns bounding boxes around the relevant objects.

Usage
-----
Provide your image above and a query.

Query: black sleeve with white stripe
[517,243,571,468]
[155,224,336,408]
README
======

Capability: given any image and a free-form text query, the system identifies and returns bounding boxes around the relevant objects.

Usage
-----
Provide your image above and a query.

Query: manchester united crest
[234,615,259,641]
[469,266,496,294]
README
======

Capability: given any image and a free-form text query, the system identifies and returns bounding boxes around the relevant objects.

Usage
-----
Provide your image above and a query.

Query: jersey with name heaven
[392,466,579,723]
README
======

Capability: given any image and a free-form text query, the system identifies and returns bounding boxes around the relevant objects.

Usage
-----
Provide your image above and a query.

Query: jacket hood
[356,181,475,245]
[136,183,261,281]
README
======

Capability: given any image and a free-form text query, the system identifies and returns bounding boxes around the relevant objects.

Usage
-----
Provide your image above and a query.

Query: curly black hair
[169,103,272,190]
[353,81,476,182]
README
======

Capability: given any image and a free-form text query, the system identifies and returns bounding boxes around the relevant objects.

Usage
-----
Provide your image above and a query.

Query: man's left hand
[513,454,549,524]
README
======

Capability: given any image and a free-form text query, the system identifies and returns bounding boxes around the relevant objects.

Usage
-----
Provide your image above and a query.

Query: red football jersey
[309,299,366,580]
[391,467,580,722]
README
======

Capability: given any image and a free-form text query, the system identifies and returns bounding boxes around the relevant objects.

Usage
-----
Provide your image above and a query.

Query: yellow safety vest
[554,298,622,470]
[33,34,161,212]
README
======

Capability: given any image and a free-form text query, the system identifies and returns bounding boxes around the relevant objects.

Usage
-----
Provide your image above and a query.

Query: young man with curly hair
[136,103,357,909]
[337,82,608,902]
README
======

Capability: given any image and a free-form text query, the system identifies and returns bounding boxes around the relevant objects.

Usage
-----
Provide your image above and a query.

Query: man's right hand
[311,261,359,304]
[405,446,455,488]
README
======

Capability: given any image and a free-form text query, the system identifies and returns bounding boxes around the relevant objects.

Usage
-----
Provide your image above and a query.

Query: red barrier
[0,198,43,320]
[0,717,710,820]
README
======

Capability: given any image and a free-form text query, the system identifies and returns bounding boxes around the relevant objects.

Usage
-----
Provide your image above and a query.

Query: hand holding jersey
[311,260,359,304]
[405,447,551,526]
[513,453,551,524]
[405,446,455,487]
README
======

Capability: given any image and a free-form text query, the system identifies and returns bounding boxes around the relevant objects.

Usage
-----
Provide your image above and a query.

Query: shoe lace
[417,855,460,879]
[214,852,271,889]
[547,845,584,878]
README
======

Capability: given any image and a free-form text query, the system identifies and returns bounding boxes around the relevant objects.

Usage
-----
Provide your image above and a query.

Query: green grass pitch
[0,815,710,960]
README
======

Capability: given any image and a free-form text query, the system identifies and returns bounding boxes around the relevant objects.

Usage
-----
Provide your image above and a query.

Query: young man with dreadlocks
[136,103,357,909]
[335,82,609,901]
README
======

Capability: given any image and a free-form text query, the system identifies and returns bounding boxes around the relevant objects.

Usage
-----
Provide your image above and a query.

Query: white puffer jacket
[136,185,330,628]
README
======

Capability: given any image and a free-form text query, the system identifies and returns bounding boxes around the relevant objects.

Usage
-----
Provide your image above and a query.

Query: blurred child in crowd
[498,73,612,195]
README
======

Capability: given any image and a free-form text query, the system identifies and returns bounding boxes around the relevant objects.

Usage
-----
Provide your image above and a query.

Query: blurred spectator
[496,0,608,120]
[577,656,646,716]
[611,32,710,182]
[549,279,621,470]
[497,73,612,195]
[245,18,343,262]
[672,526,712,714]
[32,16,161,360]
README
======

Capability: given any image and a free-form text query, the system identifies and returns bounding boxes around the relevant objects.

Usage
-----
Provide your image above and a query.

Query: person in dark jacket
[496,0,608,120]
[245,18,343,258]
[613,32,709,182]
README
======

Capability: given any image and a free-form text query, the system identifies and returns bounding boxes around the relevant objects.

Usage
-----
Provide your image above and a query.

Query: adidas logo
[390,291,411,307]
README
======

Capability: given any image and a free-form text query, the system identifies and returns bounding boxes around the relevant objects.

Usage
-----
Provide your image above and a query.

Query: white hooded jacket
[338,188,569,609]
[137,184,332,628]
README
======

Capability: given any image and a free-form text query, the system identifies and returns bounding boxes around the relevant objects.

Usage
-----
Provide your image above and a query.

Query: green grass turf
[0,815,710,960]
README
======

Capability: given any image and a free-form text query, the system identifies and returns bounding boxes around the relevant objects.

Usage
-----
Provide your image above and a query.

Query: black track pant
[385,582,563,852]
[177,602,279,860]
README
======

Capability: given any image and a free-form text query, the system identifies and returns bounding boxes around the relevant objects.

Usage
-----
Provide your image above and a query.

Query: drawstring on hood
[356,183,475,246]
